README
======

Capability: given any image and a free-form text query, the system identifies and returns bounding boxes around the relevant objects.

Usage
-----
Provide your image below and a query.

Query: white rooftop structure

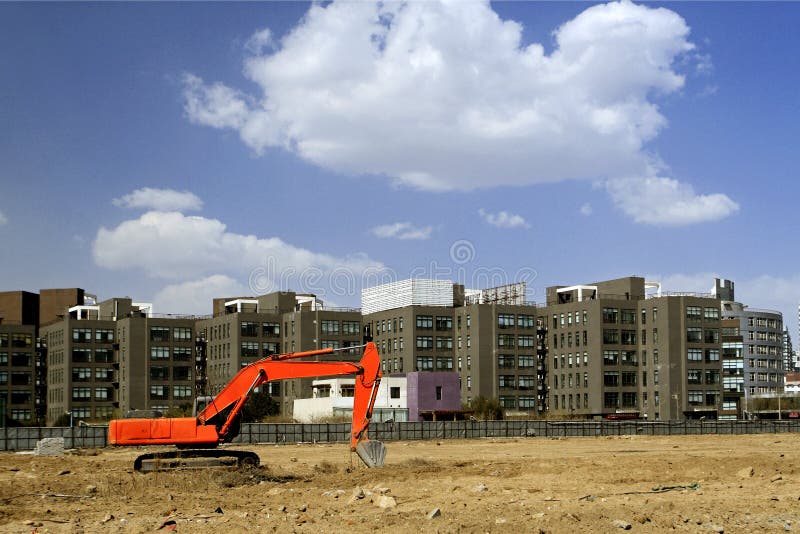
[362,279,455,314]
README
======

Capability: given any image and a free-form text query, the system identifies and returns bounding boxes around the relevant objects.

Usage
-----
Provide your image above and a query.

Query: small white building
[293,375,409,423]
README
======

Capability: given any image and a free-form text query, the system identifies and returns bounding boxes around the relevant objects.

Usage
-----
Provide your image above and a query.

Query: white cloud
[0,210,7,226]
[478,208,529,229]
[371,222,432,240]
[112,187,203,212]
[153,275,249,315]
[580,203,593,216]
[245,28,275,55]
[92,210,383,281]
[182,0,735,225]
[605,176,739,226]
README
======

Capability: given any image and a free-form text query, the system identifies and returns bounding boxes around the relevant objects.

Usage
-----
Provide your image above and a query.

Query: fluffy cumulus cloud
[112,187,203,212]
[93,210,381,280]
[0,209,7,226]
[606,176,739,226]
[183,0,737,226]
[478,208,529,229]
[152,275,249,315]
[371,222,432,240]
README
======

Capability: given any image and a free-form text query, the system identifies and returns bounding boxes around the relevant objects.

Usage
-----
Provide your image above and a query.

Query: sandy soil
[1,434,798,533]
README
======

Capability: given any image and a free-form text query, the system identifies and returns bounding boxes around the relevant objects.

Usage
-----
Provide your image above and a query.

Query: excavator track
[133,449,260,472]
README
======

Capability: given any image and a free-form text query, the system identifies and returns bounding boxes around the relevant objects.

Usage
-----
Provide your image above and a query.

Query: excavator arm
[109,342,386,468]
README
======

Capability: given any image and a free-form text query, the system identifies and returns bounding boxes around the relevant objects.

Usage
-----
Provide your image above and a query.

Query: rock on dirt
[737,466,755,478]
[613,519,632,530]
[427,508,442,519]
[374,495,397,509]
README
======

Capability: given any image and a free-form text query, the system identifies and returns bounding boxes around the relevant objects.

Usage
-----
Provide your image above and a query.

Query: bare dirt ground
[1,434,798,533]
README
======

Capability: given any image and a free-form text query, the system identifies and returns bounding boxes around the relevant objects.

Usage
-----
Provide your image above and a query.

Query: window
[72,387,92,401]
[416,336,433,350]
[416,315,433,329]
[498,355,515,369]
[603,329,619,344]
[72,348,92,363]
[435,337,453,350]
[174,385,192,399]
[622,392,637,408]
[519,397,535,410]
[416,356,433,371]
[705,349,720,362]
[687,348,703,361]
[654,370,659,385]
[173,327,192,341]
[436,316,452,330]
[688,391,703,405]
[687,369,702,384]
[150,327,170,342]
[150,366,170,380]
[518,335,535,349]
[621,309,636,324]
[517,315,535,329]
[72,329,92,343]
[95,387,112,400]
[72,367,92,382]
[621,330,637,345]
[95,368,114,381]
[603,350,619,365]
[603,371,619,387]
[150,385,170,400]
[687,327,703,343]
[686,306,702,321]
[583,310,588,324]
[498,314,515,329]
[704,307,719,320]
[704,329,719,344]
[0,333,6,347]
[172,347,192,361]
[641,308,647,325]
[705,370,720,384]
[499,375,515,388]
[436,357,453,370]
[602,308,619,323]
[262,342,280,355]
[321,320,340,335]
[10,371,30,385]
[241,342,259,358]
[399,317,404,331]
[390,387,400,399]
[341,321,360,335]
[604,392,619,408]
[518,355,536,369]
[151,346,170,360]
[499,396,516,409]
[262,322,281,337]
[498,334,515,348]
[435,386,442,400]
[621,350,638,365]
[641,329,646,344]
[321,340,340,350]
[95,329,114,343]
[518,376,535,390]
[11,353,30,367]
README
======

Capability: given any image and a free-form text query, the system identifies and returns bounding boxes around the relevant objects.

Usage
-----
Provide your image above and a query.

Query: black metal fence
[3,420,800,451]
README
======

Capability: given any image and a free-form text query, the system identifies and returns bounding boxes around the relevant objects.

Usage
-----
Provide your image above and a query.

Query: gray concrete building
[196,291,362,417]
[541,276,725,420]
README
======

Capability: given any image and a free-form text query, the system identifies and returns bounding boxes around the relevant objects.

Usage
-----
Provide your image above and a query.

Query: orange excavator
[109,342,386,471]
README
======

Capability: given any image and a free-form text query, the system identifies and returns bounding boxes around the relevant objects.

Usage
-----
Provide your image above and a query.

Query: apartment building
[720,318,745,419]
[541,277,725,420]
[362,279,543,415]
[721,301,784,395]
[0,291,46,425]
[196,291,362,417]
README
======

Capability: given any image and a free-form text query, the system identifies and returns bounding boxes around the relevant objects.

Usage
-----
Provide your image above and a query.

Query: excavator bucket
[356,440,386,468]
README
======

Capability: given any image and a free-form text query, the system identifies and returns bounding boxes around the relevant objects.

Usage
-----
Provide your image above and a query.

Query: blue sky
[1,1,799,338]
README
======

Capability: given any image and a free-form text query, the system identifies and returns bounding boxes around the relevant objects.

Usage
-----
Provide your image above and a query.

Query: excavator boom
[109,342,386,469]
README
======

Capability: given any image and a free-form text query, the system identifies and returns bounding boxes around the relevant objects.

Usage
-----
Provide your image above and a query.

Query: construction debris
[34,437,65,456]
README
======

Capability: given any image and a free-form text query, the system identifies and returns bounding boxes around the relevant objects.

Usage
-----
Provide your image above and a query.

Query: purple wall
[407,372,461,421]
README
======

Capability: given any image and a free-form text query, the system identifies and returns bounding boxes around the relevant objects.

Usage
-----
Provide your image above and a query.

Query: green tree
[241,391,280,423]
[466,396,504,420]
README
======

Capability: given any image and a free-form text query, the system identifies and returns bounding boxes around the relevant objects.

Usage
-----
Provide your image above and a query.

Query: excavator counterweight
[109,342,385,470]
